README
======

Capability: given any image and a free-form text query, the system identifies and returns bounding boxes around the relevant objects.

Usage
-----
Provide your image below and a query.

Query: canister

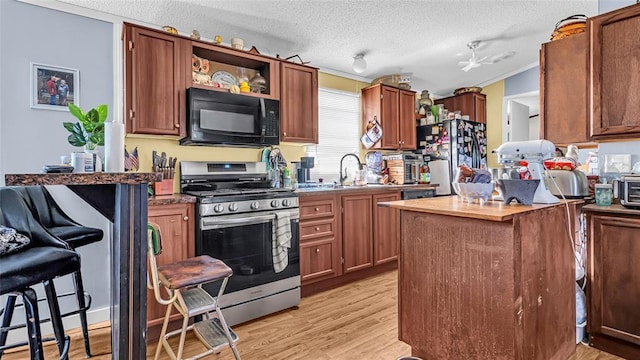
[595,183,612,206]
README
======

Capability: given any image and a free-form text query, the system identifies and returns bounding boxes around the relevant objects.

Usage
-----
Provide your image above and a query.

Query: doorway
[502,91,539,143]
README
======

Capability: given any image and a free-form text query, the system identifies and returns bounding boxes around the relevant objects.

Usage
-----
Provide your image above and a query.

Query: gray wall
[0,0,113,337]
[599,0,636,13]
[504,66,539,97]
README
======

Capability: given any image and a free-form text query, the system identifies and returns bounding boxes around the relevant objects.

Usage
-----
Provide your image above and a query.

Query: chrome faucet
[339,153,362,185]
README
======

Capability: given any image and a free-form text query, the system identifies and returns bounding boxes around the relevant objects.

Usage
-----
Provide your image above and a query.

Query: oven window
[199,219,299,294]
[200,108,254,133]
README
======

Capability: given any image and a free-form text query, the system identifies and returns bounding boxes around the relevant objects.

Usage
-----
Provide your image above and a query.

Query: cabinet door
[589,214,640,358]
[342,195,373,273]
[146,203,194,327]
[540,33,589,145]
[473,93,487,124]
[280,62,318,143]
[300,239,338,284]
[373,192,400,265]
[124,25,188,136]
[380,86,400,148]
[590,5,640,138]
[399,90,417,149]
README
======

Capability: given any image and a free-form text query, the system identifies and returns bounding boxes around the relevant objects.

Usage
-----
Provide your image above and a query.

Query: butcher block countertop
[379,195,583,222]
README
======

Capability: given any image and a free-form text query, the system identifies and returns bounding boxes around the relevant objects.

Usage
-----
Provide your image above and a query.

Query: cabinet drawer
[300,240,337,283]
[300,218,335,241]
[300,198,335,220]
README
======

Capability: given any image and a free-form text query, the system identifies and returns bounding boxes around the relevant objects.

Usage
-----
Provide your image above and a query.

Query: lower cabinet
[299,190,402,293]
[299,194,341,285]
[373,192,401,265]
[146,202,194,328]
[342,194,374,273]
[587,209,640,359]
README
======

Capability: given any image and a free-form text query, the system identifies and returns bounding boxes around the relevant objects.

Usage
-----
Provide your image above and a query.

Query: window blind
[305,88,360,183]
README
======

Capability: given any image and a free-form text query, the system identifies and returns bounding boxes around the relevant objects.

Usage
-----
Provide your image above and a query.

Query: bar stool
[7,185,103,357]
[147,222,241,360]
[0,187,78,359]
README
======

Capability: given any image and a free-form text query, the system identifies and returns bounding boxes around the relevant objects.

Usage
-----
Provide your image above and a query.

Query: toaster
[546,169,589,198]
[616,174,640,208]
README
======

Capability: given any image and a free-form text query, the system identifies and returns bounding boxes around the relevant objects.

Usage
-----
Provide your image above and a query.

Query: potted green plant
[63,104,108,151]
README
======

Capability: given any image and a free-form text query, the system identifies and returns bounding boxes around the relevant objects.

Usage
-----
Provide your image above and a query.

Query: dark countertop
[4,172,161,185]
[583,203,640,216]
[149,194,197,206]
[296,183,439,196]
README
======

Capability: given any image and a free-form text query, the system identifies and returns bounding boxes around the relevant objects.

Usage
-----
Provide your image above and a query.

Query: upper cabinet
[124,23,189,136]
[280,62,319,143]
[540,32,591,146]
[590,3,640,139]
[122,23,318,143]
[434,92,486,124]
[362,84,417,150]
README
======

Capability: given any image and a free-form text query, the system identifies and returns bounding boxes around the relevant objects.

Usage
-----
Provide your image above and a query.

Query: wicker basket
[551,15,587,41]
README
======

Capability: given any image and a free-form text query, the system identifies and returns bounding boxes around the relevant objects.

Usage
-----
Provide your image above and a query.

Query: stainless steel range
[181,161,300,326]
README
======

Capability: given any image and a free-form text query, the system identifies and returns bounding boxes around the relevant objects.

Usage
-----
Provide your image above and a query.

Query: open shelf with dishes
[191,42,280,100]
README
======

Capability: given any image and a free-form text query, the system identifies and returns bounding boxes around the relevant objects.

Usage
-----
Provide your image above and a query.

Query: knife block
[153,179,174,195]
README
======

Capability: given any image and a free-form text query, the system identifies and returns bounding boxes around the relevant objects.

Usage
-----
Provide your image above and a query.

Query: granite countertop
[296,183,439,195]
[583,203,640,216]
[148,194,197,206]
[4,172,161,185]
[379,196,584,222]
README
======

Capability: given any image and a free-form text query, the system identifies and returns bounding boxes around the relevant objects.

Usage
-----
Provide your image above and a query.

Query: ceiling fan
[458,40,515,72]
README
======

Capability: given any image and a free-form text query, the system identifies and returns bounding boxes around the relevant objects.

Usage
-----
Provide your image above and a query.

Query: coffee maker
[294,156,314,184]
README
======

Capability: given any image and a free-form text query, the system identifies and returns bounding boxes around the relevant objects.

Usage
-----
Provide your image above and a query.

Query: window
[305,88,360,183]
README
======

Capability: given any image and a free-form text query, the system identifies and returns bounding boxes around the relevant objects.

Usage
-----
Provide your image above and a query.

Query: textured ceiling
[58,0,598,97]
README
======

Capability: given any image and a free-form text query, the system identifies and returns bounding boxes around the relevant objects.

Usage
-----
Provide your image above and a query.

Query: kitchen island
[4,172,161,360]
[379,196,580,360]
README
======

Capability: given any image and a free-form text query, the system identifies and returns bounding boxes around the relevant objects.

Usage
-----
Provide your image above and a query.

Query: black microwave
[181,88,279,147]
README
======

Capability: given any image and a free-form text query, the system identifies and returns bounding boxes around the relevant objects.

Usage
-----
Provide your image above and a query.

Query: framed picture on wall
[30,63,79,111]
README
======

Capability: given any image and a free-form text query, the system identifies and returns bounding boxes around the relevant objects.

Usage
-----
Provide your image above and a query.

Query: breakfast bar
[4,172,161,360]
[379,196,580,360]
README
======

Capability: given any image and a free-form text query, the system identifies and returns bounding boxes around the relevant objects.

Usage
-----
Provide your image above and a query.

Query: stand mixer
[493,139,560,204]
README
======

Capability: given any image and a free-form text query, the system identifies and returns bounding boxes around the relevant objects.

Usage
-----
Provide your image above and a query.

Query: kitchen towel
[272,211,291,273]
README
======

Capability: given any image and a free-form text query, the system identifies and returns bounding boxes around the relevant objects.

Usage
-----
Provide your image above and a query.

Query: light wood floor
[4,270,622,360]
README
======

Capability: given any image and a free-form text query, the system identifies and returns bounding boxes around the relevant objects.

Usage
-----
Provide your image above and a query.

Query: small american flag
[124,147,132,171]
[129,147,139,171]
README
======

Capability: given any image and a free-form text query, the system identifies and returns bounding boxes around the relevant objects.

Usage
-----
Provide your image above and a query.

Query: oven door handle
[201,214,276,229]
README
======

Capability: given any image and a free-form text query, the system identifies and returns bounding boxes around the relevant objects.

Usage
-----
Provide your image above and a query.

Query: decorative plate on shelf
[211,71,238,89]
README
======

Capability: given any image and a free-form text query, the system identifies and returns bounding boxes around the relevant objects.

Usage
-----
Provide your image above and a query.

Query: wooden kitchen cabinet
[362,84,417,150]
[586,207,640,359]
[123,23,189,136]
[589,3,640,139]
[434,92,487,124]
[146,202,194,328]
[342,194,374,272]
[299,194,340,284]
[372,192,400,265]
[540,32,591,146]
[280,62,319,143]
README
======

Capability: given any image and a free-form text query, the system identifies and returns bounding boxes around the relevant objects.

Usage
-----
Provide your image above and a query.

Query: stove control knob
[213,204,224,213]
[250,201,260,210]
[271,200,280,208]
[282,199,290,207]
[228,203,239,212]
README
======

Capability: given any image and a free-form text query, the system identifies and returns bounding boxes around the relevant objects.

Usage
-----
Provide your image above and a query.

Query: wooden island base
[381,197,579,360]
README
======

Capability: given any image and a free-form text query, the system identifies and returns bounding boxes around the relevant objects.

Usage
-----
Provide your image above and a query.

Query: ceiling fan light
[352,54,367,73]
